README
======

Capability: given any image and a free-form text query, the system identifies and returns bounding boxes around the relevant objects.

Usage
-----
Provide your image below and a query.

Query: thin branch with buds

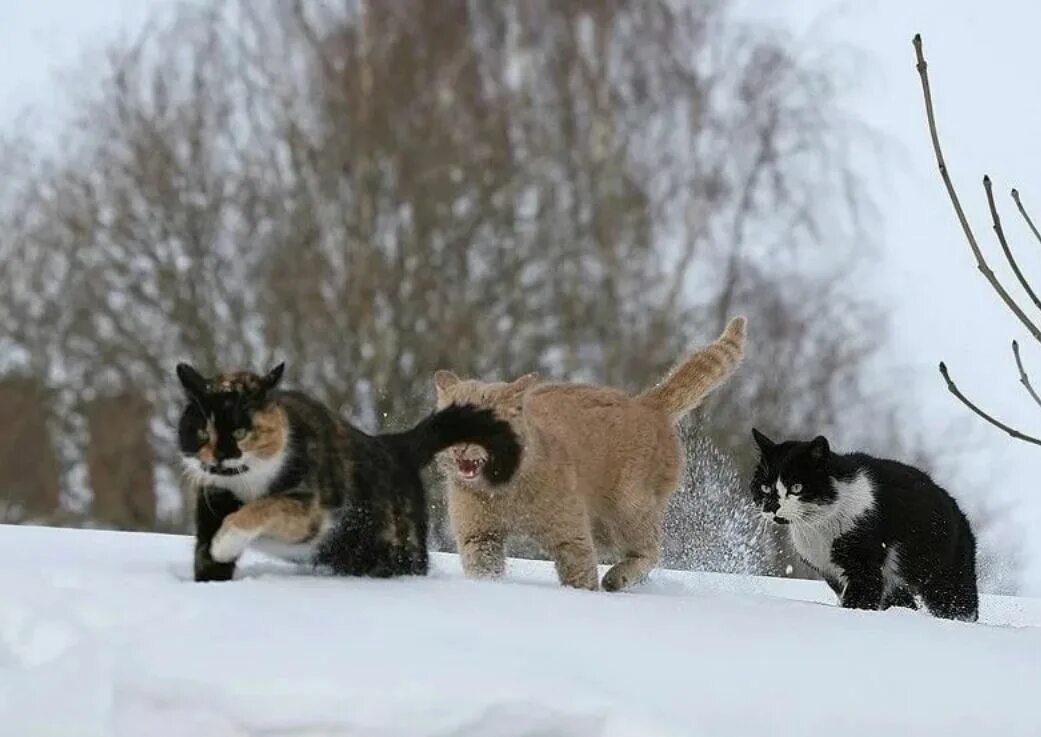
[938,362,1041,446]
[1012,340,1041,411]
[1012,188,1041,254]
[916,33,1041,447]
[985,176,1041,313]
[913,33,1041,344]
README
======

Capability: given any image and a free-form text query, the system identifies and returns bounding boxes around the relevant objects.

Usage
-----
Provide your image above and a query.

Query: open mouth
[455,457,486,480]
[206,465,247,477]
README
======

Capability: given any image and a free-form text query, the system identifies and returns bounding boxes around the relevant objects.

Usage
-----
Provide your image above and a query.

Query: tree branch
[985,176,1041,313]
[1011,188,1041,254]
[913,34,1041,344]
[939,361,1041,446]
[1011,339,1041,411]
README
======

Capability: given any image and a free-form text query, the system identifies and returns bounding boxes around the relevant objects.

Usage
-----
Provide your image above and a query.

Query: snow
[1,524,1040,737]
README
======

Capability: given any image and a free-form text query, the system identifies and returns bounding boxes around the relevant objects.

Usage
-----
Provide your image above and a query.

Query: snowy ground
[1,525,1040,737]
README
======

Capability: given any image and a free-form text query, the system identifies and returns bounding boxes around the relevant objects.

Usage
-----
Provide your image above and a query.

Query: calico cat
[434,317,746,591]
[177,362,521,582]
[750,429,978,621]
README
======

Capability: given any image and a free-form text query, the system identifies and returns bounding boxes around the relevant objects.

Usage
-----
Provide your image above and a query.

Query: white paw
[210,526,256,563]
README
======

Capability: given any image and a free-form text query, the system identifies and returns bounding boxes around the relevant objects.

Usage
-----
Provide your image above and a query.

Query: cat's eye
[233,427,248,441]
[196,428,209,443]
[760,485,770,494]
[791,483,803,494]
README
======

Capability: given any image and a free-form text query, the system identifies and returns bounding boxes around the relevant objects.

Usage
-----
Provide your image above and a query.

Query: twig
[985,176,1041,312]
[913,34,1041,344]
[1012,188,1041,253]
[1011,340,1041,410]
[939,362,1041,446]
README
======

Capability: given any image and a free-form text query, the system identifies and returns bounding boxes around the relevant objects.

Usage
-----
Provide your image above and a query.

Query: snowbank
[1,524,1039,736]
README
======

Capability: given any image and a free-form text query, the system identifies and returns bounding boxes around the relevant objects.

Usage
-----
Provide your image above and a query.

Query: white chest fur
[788,472,876,582]
[212,455,286,502]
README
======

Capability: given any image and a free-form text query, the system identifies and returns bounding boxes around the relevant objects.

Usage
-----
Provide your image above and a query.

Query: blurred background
[0,0,1036,593]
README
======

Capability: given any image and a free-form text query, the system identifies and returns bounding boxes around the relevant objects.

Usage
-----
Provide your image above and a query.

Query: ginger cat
[434,316,746,591]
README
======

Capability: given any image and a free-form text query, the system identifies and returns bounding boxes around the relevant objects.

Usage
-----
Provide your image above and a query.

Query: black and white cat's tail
[389,403,521,484]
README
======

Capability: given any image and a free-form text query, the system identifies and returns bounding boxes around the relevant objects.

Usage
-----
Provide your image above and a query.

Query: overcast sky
[2,0,1040,591]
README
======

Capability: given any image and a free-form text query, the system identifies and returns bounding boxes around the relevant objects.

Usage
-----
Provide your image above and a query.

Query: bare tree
[0,4,960,578]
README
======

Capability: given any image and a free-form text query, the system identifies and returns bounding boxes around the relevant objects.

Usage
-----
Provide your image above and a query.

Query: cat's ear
[434,370,461,395]
[260,362,285,392]
[752,428,775,453]
[809,435,830,461]
[508,372,539,394]
[176,363,208,398]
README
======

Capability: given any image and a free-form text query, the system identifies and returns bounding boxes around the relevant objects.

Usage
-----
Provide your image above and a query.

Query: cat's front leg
[448,486,507,579]
[839,569,884,611]
[533,492,599,590]
[823,573,845,600]
[194,488,243,582]
[211,495,323,563]
[535,509,599,590]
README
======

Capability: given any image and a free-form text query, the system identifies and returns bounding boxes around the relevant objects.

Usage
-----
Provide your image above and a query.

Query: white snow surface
[1,524,1040,737]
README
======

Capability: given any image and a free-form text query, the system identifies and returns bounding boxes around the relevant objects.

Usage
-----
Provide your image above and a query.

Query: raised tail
[388,403,521,485]
[637,316,747,420]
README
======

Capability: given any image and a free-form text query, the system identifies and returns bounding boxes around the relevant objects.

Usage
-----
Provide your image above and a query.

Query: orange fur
[237,405,288,459]
[197,419,217,465]
[435,317,746,591]
[638,317,746,419]
[219,496,325,544]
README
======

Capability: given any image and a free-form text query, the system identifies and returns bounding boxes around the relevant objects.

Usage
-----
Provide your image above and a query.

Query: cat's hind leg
[401,496,429,576]
[210,496,323,563]
[381,490,429,576]
[920,572,979,622]
[919,532,979,621]
[600,499,665,592]
[534,503,599,591]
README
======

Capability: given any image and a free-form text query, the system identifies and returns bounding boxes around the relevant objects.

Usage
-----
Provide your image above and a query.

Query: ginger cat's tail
[638,316,746,420]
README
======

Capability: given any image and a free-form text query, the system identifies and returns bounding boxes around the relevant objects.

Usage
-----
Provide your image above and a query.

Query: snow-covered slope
[2,524,1039,737]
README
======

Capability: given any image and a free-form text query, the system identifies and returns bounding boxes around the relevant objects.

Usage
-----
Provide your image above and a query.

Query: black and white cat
[750,429,978,622]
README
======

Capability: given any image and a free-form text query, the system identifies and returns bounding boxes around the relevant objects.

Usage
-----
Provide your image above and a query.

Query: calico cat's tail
[637,316,747,420]
[390,403,521,484]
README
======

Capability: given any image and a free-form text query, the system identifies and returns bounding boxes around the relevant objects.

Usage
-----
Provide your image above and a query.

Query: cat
[433,316,746,591]
[750,429,978,621]
[176,362,521,582]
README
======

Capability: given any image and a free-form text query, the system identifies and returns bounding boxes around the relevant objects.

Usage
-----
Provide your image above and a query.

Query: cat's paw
[601,567,628,592]
[194,561,235,582]
[601,564,649,592]
[210,525,256,563]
